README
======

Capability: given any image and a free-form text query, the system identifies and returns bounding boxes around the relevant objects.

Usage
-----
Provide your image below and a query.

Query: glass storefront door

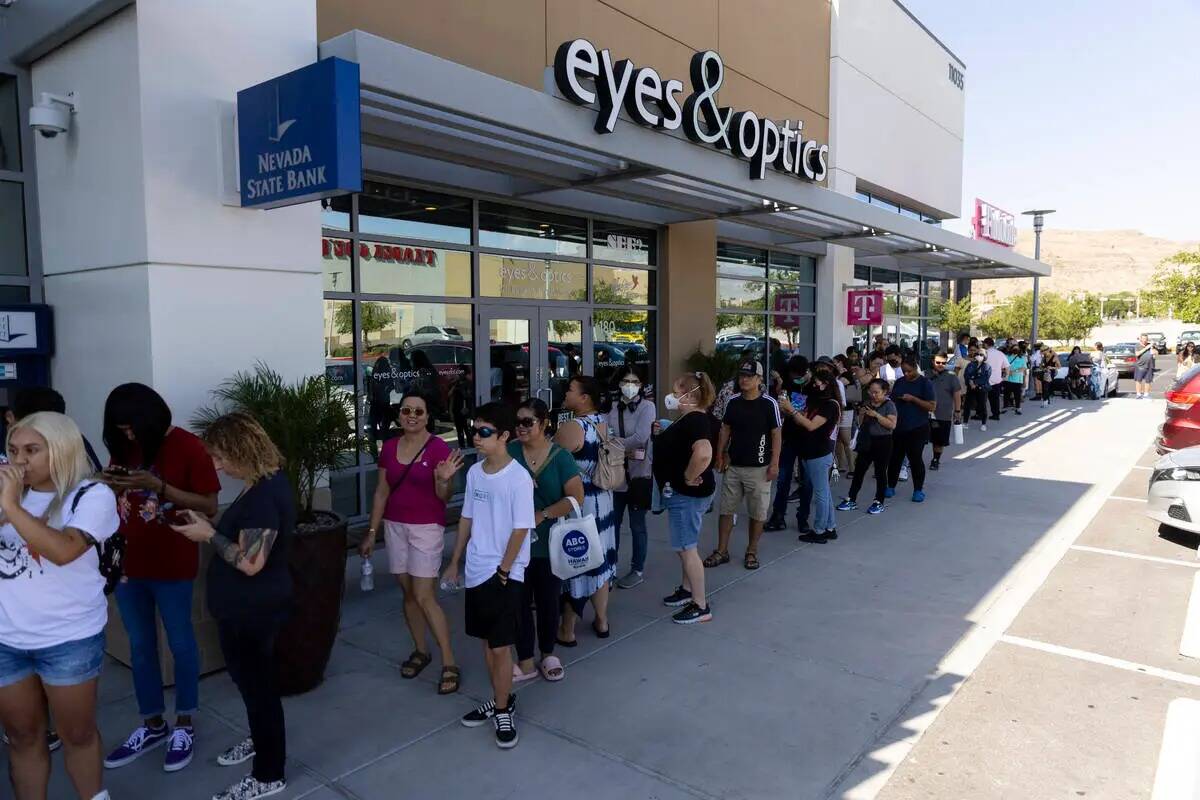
[476,306,593,427]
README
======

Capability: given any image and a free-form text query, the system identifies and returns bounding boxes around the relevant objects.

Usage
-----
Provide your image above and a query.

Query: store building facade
[0,0,1046,516]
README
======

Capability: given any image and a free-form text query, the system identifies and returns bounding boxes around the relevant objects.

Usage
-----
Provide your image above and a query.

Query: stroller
[1068,361,1096,399]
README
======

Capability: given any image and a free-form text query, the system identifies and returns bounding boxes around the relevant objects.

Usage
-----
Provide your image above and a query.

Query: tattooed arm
[209,528,278,576]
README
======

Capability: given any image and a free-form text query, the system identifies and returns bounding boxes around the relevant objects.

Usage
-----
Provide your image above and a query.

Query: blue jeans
[797,453,835,532]
[612,489,649,573]
[115,578,199,717]
[770,441,800,521]
[664,492,709,551]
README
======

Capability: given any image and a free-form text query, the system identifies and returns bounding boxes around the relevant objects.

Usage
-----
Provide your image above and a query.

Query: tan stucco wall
[660,219,718,388]
[318,0,830,142]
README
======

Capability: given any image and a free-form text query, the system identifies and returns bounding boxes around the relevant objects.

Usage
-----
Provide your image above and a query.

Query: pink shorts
[384,521,446,578]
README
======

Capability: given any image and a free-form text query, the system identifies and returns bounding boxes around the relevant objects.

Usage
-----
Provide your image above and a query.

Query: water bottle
[439,576,462,593]
[359,557,374,593]
[662,482,674,499]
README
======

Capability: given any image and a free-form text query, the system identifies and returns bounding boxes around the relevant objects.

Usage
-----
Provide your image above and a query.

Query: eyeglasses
[399,407,427,417]
[620,380,641,387]
[515,417,538,428]
[470,425,498,439]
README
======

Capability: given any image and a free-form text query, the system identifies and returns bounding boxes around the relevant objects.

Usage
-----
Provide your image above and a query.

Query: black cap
[738,360,764,377]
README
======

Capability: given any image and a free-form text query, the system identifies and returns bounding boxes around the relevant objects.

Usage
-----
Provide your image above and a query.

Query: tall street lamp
[1022,209,1055,345]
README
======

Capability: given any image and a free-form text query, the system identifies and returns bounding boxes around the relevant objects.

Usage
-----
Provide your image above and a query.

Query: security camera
[29,92,76,139]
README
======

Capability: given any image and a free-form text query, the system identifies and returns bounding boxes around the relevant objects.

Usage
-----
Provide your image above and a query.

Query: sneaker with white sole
[211,774,286,800]
[217,737,255,767]
[493,702,518,749]
[463,695,516,728]
[616,570,644,589]
[672,602,712,624]
[898,465,909,482]
[163,726,194,772]
[104,724,171,769]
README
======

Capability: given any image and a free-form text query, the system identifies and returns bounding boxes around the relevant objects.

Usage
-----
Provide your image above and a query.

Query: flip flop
[540,655,565,682]
[592,619,610,639]
[555,637,578,648]
[512,664,539,684]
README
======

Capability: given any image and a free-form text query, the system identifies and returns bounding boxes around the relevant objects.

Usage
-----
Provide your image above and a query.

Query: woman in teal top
[507,398,583,683]
[1005,346,1028,415]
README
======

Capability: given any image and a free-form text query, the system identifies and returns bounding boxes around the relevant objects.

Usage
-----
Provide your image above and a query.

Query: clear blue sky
[900,0,1199,242]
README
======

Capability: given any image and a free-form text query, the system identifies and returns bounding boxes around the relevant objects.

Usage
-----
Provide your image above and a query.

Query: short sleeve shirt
[379,435,451,525]
[890,376,935,432]
[0,482,119,649]
[652,411,717,498]
[930,372,962,422]
[1007,356,1028,384]
[508,442,580,559]
[722,394,782,467]
[460,460,536,588]
[1136,344,1156,369]
[862,400,898,438]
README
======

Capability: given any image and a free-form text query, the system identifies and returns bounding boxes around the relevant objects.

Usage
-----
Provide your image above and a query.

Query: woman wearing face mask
[836,379,897,516]
[360,390,464,696]
[780,367,842,540]
[765,356,809,532]
[963,347,992,430]
[653,372,718,624]
[606,371,655,589]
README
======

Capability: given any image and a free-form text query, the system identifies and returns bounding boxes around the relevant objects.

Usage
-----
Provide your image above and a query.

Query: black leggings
[968,387,989,422]
[1003,382,1023,411]
[516,557,562,662]
[218,616,286,783]
[849,435,892,504]
[888,425,929,491]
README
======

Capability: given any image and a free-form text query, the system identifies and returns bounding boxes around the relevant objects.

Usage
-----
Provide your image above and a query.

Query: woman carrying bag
[607,370,654,589]
[508,399,583,683]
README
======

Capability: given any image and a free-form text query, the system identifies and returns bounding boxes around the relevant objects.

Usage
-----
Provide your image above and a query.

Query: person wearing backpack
[554,376,617,645]
[100,384,221,775]
[0,412,120,800]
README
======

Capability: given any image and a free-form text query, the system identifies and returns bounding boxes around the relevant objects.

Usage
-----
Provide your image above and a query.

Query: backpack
[70,483,125,595]
[592,420,626,492]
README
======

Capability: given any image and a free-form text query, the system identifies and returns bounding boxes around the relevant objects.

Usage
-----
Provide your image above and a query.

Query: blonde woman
[0,412,120,800]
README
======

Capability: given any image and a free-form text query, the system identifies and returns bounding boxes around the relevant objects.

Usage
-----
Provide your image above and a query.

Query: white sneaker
[981,424,988,432]
[899,465,909,482]
[217,737,255,767]
[211,775,286,800]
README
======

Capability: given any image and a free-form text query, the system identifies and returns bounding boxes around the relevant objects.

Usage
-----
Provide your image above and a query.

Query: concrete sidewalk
[5,392,1166,800]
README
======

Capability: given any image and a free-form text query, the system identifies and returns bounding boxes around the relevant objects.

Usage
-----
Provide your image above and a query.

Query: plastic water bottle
[662,482,674,499]
[439,576,462,593]
[359,557,374,593]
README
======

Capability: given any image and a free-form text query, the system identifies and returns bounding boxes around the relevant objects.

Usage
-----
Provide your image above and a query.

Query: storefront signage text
[605,234,645,251]
[322,238,437,266]
[972,199,1017,248]
[554,39,829,183]
[846,289,884,326]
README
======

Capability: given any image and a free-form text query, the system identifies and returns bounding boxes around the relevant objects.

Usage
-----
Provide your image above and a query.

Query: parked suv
[1177,330,1200,354]
[1143,332,1168,354]
[1157,365,1200,454]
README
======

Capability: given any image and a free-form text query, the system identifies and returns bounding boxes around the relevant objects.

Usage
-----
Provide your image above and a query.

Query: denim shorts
[665,492,710,552]
[0,631,106,688]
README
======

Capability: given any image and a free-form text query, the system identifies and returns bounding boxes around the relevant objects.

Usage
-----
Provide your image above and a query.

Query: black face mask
[887,359,900,367]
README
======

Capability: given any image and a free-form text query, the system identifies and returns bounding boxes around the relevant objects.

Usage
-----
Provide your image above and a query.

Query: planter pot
[275,510,347,696]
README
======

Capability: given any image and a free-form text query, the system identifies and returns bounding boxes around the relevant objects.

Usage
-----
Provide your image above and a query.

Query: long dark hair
[103,383,172,468]
[517,397,554,435]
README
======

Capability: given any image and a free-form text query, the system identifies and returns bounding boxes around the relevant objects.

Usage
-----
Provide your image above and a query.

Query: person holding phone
[1134,333,1157,399]
[837,379,898,516]
[765,356,809,533]
[100,384,221,775]
[780,366,841,541]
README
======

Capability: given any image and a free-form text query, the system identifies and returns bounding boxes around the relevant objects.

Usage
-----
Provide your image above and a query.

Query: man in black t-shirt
[706,360,781,571]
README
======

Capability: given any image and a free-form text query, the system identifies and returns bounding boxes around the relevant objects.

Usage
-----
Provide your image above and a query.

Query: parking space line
[972,439,1019,460]
[1110,495,1148,503]
[1181,573,1200,660]
[1132,465,1153,471]
[999,635,1200,688]
[1070,545,1200,569]
[1151,698,1200,800]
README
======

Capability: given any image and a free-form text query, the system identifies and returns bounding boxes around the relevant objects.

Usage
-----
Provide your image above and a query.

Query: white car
[403,325,464,349]
[1146,446,1200,535]
[1050,355,1120,398]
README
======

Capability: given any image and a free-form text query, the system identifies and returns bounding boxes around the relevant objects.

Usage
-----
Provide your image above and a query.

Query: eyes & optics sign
[554,39,829,183]
[237,58,362,209]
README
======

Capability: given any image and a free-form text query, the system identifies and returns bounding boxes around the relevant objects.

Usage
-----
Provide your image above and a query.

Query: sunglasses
[399,407,427,417]
[933,361,947,366]
[471,425,499,439]
[515,416,538,428]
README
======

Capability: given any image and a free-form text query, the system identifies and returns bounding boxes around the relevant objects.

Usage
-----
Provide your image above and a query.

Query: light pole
[1021,209,1055,346]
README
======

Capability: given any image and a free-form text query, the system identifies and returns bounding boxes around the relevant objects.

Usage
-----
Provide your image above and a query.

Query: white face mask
[620,383,641,400]
[975,354,985,362]
[663,393,682,411]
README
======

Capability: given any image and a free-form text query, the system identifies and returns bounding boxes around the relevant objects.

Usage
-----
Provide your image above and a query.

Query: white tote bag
[952,422,965,445]
[549,497,604,580]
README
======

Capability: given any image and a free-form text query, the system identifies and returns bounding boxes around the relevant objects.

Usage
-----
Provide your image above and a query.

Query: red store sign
[846,289,883,326]
[322,238,437,267]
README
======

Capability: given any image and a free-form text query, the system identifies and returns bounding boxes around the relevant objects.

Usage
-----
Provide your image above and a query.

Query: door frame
[474,304,594,411]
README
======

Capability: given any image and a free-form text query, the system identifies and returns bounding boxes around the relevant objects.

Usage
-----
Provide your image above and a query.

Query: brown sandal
[703,550,730,568]
[400,650,432,679]
[437,665,461,695]
[743,552,760,570]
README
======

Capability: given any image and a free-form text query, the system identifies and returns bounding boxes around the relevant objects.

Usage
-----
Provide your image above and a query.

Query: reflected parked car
[1146,445,1200,534]
[1157,365,1200,454]
[1104,343,1139,378]
[402,325,465,349]
[1143,332,1168,354]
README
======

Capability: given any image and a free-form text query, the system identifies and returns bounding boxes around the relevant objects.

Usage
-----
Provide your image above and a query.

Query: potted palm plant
[193,362,358,695]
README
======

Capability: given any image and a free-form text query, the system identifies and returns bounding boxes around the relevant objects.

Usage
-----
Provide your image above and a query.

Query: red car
[1158,365,1200,454]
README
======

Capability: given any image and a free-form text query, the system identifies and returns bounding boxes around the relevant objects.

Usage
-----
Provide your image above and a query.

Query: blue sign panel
[237,57,362,209]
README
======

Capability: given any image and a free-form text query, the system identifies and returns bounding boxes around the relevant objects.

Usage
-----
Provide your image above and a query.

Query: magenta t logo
[846,289,884,325]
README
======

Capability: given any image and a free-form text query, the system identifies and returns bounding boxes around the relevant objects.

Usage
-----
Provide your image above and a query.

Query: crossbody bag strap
[387,436,432,493]
[618,405,627,438]
[529,444,561,486]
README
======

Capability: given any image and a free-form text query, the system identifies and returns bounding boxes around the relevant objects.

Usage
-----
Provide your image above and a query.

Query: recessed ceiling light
[539,223,550,228]
[424,206,438,211]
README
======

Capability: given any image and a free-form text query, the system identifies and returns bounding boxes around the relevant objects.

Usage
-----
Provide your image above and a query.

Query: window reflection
[479,255,587,301]
[594,310,654,401]
[359,241,471,296]
[717,277,766,310]
[716,242,767,278]
[321,237,353,292]
[0,181,27,277]
[592,221,656,266]
[358,183,471,244]
[593,265,652,306]
[320,195,350,231]
[479,202,586,257]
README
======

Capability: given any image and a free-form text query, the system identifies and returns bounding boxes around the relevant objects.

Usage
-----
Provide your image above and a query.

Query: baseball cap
[815,355,835,366]
[737,360,764,377]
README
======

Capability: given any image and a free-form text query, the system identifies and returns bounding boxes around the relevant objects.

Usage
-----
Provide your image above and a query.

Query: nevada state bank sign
[554,39,829,184]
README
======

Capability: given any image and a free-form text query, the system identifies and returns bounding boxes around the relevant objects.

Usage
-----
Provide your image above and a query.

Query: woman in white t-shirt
[0,411,119,800]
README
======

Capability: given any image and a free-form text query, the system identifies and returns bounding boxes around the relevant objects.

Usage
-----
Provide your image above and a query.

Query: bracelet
[496,566,510,579]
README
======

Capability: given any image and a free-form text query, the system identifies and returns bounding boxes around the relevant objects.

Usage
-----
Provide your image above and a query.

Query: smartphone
[790,391,806,409]
[105,465,130,477]
[165,508,192,526]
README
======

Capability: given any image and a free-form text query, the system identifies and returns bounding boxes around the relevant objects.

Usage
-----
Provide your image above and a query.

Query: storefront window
[768,251,816,283]
[0,286,29,304]
[769,316,816,362]
[358,183,471,244]
[0,181,27,276]
[321,237,353,292]
[320,195,350,231]
[0,75,19,172]
[594,265,653,305]
[592,222,657,266]
[716,313,765,348]
[360,241,471,297]
[593,310,655,398]
[479,202,586,257]
[768,284,815,313]
[717,277,766,310]
[479,255,587,301]
[716,242,767,278]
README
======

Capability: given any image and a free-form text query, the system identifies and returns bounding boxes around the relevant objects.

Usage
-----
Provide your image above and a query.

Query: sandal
[512,664,539,685]
[541,655,565,682]
[437,665,461,695]
[400,650,432,679]
[555,636,578,648]
[743,552,760,570]
[702,550,730,568]
[592,619,610,639]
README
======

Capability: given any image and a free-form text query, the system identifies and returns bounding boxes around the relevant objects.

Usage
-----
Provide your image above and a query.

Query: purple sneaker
[163,726,194,772]
[104,723,171,769]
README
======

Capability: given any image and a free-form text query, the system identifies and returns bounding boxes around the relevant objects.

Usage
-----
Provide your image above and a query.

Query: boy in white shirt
[443,402,535,749]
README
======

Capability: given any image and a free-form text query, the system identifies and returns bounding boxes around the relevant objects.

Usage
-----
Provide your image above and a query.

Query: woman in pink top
[360,390,464,694]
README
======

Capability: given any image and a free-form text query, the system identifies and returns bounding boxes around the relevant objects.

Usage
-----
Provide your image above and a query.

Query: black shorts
[465,574,522,648]
[1134,365,1154,382]
[930,419,952,447]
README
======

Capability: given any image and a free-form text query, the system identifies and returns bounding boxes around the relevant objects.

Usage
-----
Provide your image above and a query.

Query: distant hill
[972,229,1199,310]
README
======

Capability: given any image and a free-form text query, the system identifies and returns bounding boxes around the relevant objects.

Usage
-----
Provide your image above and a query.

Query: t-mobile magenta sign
[847,289,884,325]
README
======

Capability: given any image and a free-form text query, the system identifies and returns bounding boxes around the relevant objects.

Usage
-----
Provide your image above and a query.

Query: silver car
[1146,446,1200,535]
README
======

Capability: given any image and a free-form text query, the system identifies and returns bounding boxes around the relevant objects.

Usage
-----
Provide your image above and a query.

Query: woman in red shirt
[99,384,221,774]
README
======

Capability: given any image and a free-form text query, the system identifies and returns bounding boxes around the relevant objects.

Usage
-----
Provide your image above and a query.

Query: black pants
[888,425,929,491]
[967,387,988,422]
[1003,382,1023,411]
[218,616,286,783]
[848,435,892,504]
[987,385,1002,419]
[516,557,562,662]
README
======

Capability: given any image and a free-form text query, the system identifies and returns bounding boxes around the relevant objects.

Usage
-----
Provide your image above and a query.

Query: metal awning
[320,31,1047,281]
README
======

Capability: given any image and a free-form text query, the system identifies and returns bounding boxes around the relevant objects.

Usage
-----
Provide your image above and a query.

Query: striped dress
[564,413,616,605]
